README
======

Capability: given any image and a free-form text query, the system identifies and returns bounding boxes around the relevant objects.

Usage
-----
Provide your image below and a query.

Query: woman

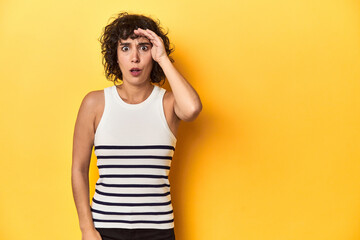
[71,12,202,240]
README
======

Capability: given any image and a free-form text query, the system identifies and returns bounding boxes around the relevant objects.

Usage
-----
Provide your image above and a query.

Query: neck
[116,81,154,104]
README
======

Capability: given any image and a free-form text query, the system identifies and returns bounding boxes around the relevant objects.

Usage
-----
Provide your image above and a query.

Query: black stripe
[95,145,175,151]
[96,155,172,160]
[96,189,170,197]
[95,183,170,188]
[91,207,173,216]
[92,218,174,224]
[92,198,171,206]
[99,174,168,179]
[97,164,170,170]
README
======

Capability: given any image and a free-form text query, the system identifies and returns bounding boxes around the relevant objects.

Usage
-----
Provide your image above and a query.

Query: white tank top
[90,84,177,229]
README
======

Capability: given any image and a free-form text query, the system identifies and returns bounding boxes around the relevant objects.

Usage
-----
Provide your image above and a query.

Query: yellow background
[1,0,360,239]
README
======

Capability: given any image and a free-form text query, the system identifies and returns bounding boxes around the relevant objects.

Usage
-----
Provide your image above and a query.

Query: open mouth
[130,68,142,76]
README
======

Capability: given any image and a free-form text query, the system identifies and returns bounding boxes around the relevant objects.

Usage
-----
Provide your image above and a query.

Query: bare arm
[158,57,202,121]
[71,91,101,238]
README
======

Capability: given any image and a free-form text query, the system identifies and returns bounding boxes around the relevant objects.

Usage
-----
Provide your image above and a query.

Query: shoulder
[163,88,173,101]
[162,88,175,107]
[162,88,181,121]
[79,89,105,116]
[83,89,104,104]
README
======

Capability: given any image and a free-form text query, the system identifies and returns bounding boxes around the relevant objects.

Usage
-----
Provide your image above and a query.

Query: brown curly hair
[98,12,175,86]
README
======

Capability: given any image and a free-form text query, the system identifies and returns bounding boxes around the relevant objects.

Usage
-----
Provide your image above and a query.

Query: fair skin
[71,27,202,240]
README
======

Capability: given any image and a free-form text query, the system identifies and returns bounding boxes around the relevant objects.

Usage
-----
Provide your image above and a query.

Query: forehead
[118,36,150,44]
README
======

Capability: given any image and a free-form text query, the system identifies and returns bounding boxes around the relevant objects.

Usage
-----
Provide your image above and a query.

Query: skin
[71,27,202,240]
[116,35,154,92]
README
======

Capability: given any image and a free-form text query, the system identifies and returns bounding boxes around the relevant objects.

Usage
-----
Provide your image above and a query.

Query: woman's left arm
[158,57,202,121]
[134,28,203,121]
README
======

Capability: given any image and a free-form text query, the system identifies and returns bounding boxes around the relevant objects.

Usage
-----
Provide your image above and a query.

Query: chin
[125,78,151,86]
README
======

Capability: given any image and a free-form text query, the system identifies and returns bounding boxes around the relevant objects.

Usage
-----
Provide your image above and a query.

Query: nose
[131,49,140,63]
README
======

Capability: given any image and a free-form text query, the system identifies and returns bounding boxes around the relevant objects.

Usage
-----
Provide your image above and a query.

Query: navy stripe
[92,218,174,224]
[91,207,173,216]
[99,174,168,179]
[95,183,170,188]
[96,189,170,197]
[94,145,175,151]
[92,198,171,206]
[96,155,172,160]
[97,164,170,170]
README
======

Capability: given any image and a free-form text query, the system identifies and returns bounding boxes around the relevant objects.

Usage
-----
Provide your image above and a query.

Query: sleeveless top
[90,84,177,229]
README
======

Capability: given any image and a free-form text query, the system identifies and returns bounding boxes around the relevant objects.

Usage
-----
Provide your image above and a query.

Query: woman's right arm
[71,92,102,240]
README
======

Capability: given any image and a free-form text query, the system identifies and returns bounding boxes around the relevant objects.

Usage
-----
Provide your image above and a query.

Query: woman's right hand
[82,228,102,240]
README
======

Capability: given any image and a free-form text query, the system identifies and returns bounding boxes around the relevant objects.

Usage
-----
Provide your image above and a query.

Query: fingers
[134,28,162,46]
[134,28,154,41]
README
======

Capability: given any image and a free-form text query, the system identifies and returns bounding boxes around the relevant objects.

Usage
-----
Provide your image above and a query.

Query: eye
[140,45,149,51]
[121,46,129,51]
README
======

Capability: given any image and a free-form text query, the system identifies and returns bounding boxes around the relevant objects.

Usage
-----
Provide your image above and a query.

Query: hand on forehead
[134,28,156,39]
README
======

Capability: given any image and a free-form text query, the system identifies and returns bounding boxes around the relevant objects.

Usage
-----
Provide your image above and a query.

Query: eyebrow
[119,42,152,46]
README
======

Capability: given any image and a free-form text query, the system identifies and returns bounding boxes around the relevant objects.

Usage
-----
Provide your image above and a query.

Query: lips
[130,68,142,76]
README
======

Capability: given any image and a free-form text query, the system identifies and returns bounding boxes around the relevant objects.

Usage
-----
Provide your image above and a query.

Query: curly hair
[98,12,174,86]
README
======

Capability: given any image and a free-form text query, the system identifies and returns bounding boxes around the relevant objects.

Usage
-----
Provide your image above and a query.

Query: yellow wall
[1,0,359,239]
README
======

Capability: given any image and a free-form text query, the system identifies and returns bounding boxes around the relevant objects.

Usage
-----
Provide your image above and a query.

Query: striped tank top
[90,84,177,229]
